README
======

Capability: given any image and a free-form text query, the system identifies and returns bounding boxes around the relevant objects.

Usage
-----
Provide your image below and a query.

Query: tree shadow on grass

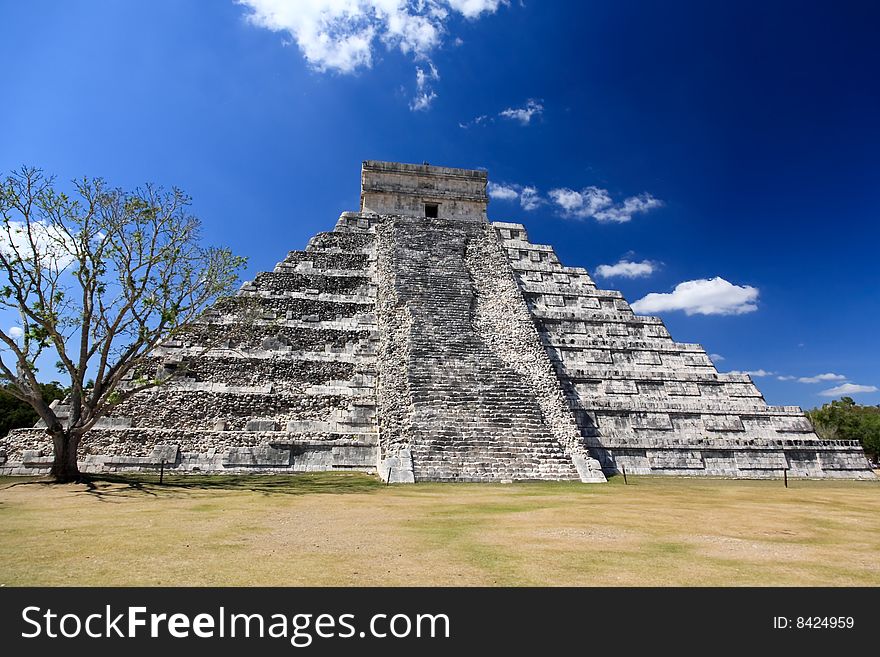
[1,471,384,500]
[83,471,385,498]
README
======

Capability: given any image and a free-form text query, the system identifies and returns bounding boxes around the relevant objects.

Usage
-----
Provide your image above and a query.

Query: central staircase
[388,217,582,481]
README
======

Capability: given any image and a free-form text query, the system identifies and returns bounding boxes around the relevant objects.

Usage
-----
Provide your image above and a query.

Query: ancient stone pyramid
[1,161,873,480]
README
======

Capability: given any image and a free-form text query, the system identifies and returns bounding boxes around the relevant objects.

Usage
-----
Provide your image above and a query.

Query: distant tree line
[0,381,68,438]
[806,397,880,463]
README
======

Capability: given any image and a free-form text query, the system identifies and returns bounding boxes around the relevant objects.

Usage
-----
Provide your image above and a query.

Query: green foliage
[807,397,880,460]
[0,382,68,437]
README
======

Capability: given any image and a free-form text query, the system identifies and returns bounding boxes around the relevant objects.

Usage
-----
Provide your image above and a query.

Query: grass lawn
[1,472,878,586]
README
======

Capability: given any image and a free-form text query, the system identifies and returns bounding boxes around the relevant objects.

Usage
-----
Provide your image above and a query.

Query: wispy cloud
[489,180,660,221]
[798,373,847,384]
[548,186,662,223]
[458,114,490,128]
[519,186,541,211]
[819,383,878,397]
[594,258,657,279]
[460,98,544,128]
[631,277,759,316]
[777,372,848,383]
[410,62,439,111]
[498,99,544,125]
[709,353,725,362]
[7,326,23,339]
[728,369,775,377]
[238,0,507,109]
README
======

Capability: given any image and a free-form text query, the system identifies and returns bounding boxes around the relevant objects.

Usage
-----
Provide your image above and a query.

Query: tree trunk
[49,428,82,483]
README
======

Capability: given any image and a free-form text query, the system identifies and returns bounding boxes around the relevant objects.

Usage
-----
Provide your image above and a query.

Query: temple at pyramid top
[360,160,488,220]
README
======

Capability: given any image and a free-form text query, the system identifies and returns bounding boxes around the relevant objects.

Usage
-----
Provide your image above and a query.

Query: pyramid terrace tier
[0,429,378,475]
[542,335,714,355]
[172,322,378,352]
[245,271,375,296]
[548,348,716,371]
[565,375,763,402]
[107,388,375,431]
[588,436,874,479]
[221,296,374,320]
[578,408,816,435]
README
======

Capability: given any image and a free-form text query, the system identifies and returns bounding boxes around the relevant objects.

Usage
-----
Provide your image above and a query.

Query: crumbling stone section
[466,223,605,482]
[112,388,351,431]
[373,216,417,482]
[493,221,875,479]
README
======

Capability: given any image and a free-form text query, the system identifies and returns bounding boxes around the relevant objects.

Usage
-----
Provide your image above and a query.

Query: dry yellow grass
[1,472,878,586]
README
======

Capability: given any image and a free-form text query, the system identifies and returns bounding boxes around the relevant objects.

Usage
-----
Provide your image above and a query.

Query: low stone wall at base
[589,437,875,480]
[3,428,873,480]
[0,428,378,476]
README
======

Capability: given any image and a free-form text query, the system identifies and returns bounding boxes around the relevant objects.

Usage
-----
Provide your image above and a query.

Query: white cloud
[8,326,23,339]
[594,259,656,279]
[709,353,725,362]
[798,373,847,384]
[239,1,506,108]
[819,383,878,397]
[729,369,775,377]
[548,187,607,215]
[487,182,542,211]
[594,194,663,222]
[777,375,796,381]
[630,277,759,316]
[499,99,544,125]
[410,62,439,110]
[1,220,76,269]
[487,181,519,201]
[446,0,505,18]
[489,181,659,218]
[548,186,662,223]
[519,186,541,211]
[458,113,489,128]
[461,99,543,128]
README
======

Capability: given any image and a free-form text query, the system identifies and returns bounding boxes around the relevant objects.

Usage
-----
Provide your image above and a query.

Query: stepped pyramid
[1,161,873,480]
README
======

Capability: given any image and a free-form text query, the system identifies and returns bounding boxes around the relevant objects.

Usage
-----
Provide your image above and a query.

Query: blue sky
[1,0,878,409]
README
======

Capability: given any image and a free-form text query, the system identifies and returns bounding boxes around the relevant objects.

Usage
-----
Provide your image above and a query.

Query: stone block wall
[360,160,488,221]
[492,220,874,479]
[1,213,382,476]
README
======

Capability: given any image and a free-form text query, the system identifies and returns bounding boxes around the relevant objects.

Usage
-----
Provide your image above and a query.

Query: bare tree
[0,166,246,481]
